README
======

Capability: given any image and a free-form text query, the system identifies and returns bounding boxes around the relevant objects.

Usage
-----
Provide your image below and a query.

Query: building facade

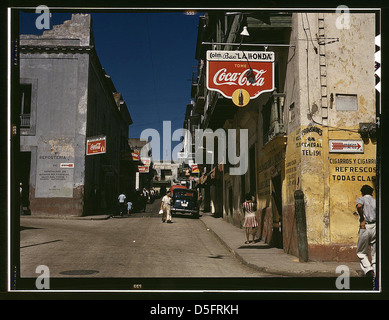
[186,11,378,261]
[19,14,133,216]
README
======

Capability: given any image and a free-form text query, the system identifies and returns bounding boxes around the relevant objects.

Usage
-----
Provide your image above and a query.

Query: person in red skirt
[242,194,258,244]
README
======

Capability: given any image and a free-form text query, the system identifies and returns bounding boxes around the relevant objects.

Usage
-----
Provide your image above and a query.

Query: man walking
[118,192,126,216]
[355,184,376,278]
[160,189,172,223]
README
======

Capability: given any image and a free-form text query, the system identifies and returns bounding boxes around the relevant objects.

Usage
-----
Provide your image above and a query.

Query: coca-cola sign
[206,50,275,106]
[86,136,106,155]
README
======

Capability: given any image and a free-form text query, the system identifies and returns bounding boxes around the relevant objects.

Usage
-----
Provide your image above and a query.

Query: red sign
[138,165,149,173]
[207,50,275,105]
[132,150,140,161]
[191,164,199,173]
[86,136,106,155]
[60,163,74,168]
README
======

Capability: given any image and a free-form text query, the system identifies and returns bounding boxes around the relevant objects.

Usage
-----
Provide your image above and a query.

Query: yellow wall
[283,125,376,248]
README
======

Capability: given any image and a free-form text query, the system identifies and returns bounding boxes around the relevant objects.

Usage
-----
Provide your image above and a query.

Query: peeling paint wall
[282,12,376,261]
[20,53,89,201]
[20,14,92,216]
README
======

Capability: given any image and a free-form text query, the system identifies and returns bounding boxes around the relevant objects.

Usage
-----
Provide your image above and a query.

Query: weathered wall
[20,52,90,216]
[282,12,376,261]
[83,53,124,214]
[20,14,92,216]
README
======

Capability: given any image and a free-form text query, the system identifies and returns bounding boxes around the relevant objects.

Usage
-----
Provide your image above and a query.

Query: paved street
[20,200,271,278]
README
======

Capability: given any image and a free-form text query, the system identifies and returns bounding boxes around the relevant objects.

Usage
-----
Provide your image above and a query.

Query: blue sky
[19,10,201,160]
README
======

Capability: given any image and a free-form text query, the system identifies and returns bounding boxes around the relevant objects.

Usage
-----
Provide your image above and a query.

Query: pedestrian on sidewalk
[242,193,258,244]
[160,189,172,223]
[127,199,133,216]
[118,192,127,216]
[141,188,148,212]
[355,184,376,277]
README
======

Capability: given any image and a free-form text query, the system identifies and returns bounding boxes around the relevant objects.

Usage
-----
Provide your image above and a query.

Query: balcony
[20,114,31,128]
[264,122,286,144]
[262,92,286,145]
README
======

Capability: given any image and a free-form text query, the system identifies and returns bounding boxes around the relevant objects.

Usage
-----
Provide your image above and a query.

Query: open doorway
[271,174,283,248]
[19,152,31,215]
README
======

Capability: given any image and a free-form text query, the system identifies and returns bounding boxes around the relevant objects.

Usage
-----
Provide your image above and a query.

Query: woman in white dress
[242,194,258,244]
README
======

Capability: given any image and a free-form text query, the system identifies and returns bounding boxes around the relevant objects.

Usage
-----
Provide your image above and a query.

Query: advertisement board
[138,165,150,173]
[207,50,275,106]
[86,136,106,156]
[329,140,364,153]
[132,149,140,161]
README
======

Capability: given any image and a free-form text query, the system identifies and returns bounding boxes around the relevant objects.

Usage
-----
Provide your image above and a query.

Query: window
[336,94,358,111]
[289,102,295,122]
[20,84,32,128]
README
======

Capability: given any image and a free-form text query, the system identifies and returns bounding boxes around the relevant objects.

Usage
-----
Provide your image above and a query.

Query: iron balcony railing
[20,114,31,128]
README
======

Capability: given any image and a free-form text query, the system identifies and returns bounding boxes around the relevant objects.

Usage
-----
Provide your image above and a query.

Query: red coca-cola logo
[207,51,274,101]
[90,142,102,150]
[213,68,267,87]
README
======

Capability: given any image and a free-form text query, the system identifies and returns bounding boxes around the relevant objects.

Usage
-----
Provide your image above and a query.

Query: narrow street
[20,199,272,278]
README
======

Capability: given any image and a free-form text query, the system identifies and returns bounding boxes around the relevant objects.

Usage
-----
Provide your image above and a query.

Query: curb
[199,216,361,278]
[20,214,112,220]
[199,217,311,277]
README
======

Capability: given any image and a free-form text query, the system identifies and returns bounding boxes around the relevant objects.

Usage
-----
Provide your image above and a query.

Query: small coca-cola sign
[206,50,275,106]
[86,136,106,155]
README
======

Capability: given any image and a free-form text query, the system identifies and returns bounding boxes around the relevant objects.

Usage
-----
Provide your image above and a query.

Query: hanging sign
[131,149,140,161]
[138,165,150,173]
[86,136,106,155]
[141,157,151,166]
[206,50,275,106]
[329,140,364,153]
[191,164,200,173]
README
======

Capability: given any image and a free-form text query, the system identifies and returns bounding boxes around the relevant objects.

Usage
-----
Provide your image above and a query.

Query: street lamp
[240,26,250,37]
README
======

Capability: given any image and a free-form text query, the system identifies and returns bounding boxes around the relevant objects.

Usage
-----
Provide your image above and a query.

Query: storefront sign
[138,165,149,173]
[141,157,151,166]
[191,164,200,173]
[329,140,364,153]
[207,50,275,106]
[86,136,106,155]
[60,163,74,169]
[329,157,376,182]
[132,149,140,161]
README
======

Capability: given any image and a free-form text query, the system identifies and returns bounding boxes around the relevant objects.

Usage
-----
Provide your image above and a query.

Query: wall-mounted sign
[60,163,74,169]
[141,157,151,166]
[138,165,149,173]
[206,50,275,106]
[191,164,200,173]
[329,140,364,153]
[36,137,75,198]
[132,149,140,161]
[86,136,106,156]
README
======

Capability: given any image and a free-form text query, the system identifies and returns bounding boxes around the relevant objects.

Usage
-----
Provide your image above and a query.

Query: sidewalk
[199,212,361,277]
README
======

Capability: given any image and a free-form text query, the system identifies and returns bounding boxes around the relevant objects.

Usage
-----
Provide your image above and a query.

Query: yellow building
[279,13,378,261]
[191,11,379,262]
